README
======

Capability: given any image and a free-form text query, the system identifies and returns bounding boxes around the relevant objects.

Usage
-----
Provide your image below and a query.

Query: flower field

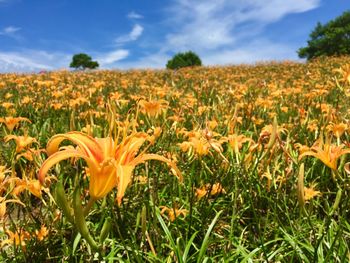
[1,56,350,261]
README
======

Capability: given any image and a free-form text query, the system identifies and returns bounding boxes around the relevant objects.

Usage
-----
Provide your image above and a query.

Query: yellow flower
[334,64,350,84]
[179,129,227,161]
[0,117,31,132]
[12,179,42,198]
[0,197,25,219]
[160,206,188,222]
[299,138,350,170]
[5,134,37,153]
[227,134,254,153]
[1,229,30,250]
[195,182,226,200]
[35,225,49,241]
[39,131,182,204]
[304,185,321,202]
[139,99,168,117]
[326,122,347,139]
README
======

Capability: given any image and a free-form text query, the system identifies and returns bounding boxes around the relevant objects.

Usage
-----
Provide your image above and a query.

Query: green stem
[84,197,96,216]
[73,188,100,251]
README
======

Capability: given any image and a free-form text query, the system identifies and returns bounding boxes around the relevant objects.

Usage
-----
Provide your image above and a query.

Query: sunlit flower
[139,99,168,117]
[5,134,37,153]
[0,117,31,132]
[1,229,30,250]
[16,148,44,161]
[1,102,14,110]
[160,206,188,221]
[178,129,227,161]
[21,96,32,104]
[227,134,254,153]
[12,179,42,198]
[0,198,25,220]
[294,143,312,155]
[35,225,49,241]
[196,182,226,200]
[299,138,350,170]
[334,64,350,84]
[326,122,347,139]
[39,131,182,204]
[304,184,321,202]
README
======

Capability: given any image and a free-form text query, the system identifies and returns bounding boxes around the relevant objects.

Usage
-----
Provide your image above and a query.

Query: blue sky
[0,0,348,72]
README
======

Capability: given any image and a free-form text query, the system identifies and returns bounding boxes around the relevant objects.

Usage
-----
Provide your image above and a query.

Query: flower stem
[84,197,96,216]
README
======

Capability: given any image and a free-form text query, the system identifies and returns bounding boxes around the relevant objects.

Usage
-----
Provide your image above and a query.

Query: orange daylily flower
[1,229,30,250]
[12,179,42,198]
[326,122,347,139]
[304,185,321,202]
[196,182,226,200]
[299,138,350,170]
[4,135,37,153]
[178,129,227,161]
[35,225,49,241]
[0,197,25,219]
[38,131,182,204]
[334,64,350,84]
[227,134,254,153]
[0,117,31,132]
[160,206,188,222]
[259,122,287,146]
[139,99,168,117]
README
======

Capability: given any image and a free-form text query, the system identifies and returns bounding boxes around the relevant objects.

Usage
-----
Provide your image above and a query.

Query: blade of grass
[197,210,223,263]
[155,207,183,263]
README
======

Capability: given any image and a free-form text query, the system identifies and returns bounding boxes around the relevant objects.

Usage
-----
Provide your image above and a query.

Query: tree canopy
[166,51,202,69]
[70,53,99,70]
[298,11,350,60]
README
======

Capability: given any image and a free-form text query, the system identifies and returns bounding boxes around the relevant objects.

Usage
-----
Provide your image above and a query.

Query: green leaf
[72,233,81,255]
[197,210,223,263]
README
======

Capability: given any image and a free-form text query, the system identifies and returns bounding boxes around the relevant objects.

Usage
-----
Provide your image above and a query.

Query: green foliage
[70,53,99,70]
[298,10,350,60]
[166,51,202,69]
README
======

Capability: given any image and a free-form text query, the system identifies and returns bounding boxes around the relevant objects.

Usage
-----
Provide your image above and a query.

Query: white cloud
[201,39,299,65]
[163,0,320,52]
[0,50,70,72]
[127,11,143,19]
[0,48,130,72]
[111,40,299,70]
[4,26,20,33]
[232,0,320,23]
[96,49,129,66]
[0,26,21,35]
[113,52,169,69]
[115,24,144,44]
[116,0,319,69]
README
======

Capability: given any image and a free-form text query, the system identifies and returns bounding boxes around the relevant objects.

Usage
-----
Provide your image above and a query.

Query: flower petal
[116,134,147,164]
[89,163,117,199]
[46,132,104,163]
[116,165,134,205]
[131,153,183,181]
[38,149,96,184]
[95,137,114,160]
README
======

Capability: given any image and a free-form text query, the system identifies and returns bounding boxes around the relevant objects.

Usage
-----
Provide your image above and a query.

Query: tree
[298,11,350,60]
[166,51,202,69]
[70,53,99,70]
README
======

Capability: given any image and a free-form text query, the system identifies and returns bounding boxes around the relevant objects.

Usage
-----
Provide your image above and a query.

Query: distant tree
[166,51,202,69]
[298,11,350,60]
[70,53,99,70]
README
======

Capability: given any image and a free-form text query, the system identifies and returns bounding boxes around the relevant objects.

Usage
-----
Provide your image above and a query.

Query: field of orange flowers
[1,56,350,261]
